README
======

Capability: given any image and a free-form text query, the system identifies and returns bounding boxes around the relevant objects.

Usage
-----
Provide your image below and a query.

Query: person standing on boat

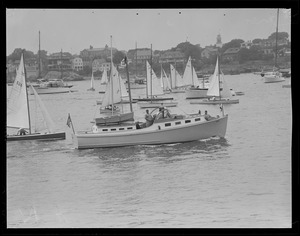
[145,109,154,127]
[204,110,212,121]
[17,128,28,136]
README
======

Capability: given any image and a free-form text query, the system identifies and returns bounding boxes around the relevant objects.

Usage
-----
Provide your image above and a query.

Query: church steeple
[216,33,222,48]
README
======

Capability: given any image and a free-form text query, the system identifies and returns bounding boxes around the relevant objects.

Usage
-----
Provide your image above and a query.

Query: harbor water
[6,73,292,228]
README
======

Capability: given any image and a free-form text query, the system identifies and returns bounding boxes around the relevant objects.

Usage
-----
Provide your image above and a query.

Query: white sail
[7,53,30,130]
[220,72,232,99]
[170,64,184,88]
[207,57,220,97]
[101,63,122,107]
[146,61,164,96]
[100,68,108,84]
[182,56,199,87]
[90,72,95,89]
[162,67,172,91]
[30,85,56,133]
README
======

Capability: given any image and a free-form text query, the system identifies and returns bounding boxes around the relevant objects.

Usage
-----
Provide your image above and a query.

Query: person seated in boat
[17,128,28,136]
[204,110,213,121]
[145,109,154,127]
[155,107,172,120]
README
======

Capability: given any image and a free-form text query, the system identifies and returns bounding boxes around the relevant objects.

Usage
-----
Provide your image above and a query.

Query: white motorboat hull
[185,88,208,99]
[74,115,228,149]
[190,99,239,105]
[138,101,178,108]
[30,87,74,94]
[263,73,285,83]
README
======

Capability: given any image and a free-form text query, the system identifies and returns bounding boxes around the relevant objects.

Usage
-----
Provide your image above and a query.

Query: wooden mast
[125,55,133,113]
[150,44,153,102]
[38,30,41,79]
[110,35,114,116]
[23,50,32,134]
[275,8,279,68]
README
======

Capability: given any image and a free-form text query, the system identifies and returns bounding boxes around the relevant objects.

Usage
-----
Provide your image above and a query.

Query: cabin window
[119,128,125,130]
[165,123,171,127]
[127,127,133,130]
[195,118,201,121]
[175,121,181,125]
[102,129,108,131]
[111,129,116,131]
[185,120,191,123]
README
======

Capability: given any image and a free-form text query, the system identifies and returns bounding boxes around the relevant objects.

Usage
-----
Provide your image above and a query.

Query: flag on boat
[66,113,75,134]
[66,113,72,128]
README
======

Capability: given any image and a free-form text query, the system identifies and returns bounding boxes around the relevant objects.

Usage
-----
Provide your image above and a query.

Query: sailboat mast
[110,35,114,116]
[275,8,279,68]
[38,30,41,79]
[60,49,63,80]
[125,56,133,112]
[135,42,137,78]
[150,44,153,101]
[218,55,221,99]
[23,50,32,134]
[175,59,177,88]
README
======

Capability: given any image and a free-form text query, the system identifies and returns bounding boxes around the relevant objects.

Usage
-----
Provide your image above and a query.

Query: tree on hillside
[221,39,244,54]
[113,50,126,64]
[7,48,35,62]
[252,38,263,44]
[268,32,289,40]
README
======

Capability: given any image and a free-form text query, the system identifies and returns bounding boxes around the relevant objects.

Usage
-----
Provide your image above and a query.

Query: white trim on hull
[74,115,228,149]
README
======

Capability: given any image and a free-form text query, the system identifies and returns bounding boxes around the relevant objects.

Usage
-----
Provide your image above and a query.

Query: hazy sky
[6,8,291,55]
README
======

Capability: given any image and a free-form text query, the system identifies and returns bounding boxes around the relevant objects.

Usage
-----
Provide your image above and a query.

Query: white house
[72,57,83,71]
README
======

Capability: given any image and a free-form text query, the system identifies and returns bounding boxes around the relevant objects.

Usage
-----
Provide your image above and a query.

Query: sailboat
[190,57,239,105]
[95,36,134,123]
[7,52,66,141]
[263,9,285,83]
[169,63,185,93]
[138,64,178,109]
[133,47,174,102]
[87,71,95,91]
[160,64,172,93]
[184,56,209,99]
[98,68,108,93]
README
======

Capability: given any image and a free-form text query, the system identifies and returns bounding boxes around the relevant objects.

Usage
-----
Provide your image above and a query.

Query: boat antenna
[124,55,133,112]
[23,50,32,134]
[275,8,279,69]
